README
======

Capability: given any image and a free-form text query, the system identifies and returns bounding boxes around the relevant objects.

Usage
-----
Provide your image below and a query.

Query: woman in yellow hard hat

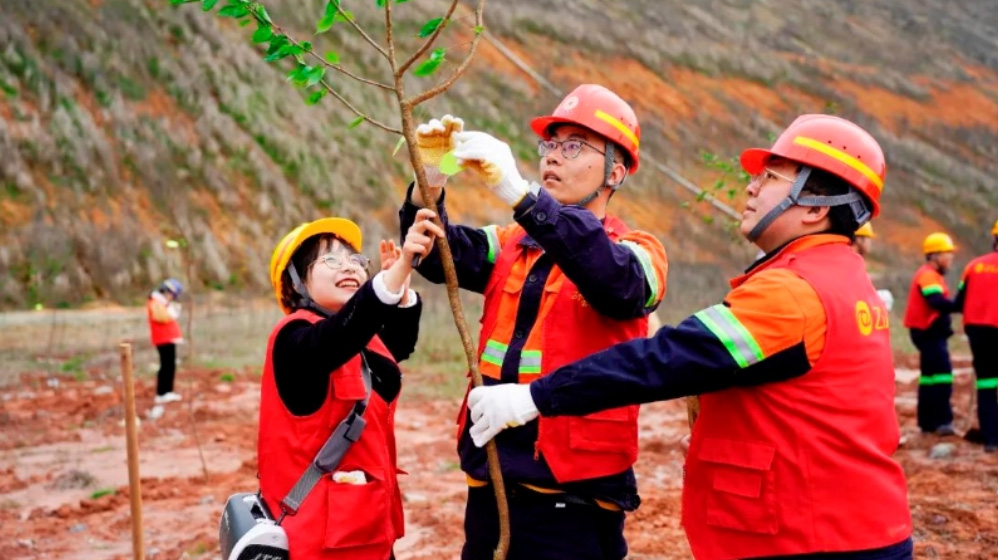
[903,232,959,436]
[257,212,443,560]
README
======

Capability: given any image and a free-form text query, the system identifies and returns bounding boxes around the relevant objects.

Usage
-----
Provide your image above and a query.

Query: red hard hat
[740,114,886,217]
[531,84,641,174]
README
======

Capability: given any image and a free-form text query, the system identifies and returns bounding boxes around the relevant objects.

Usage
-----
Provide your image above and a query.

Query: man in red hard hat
[398,85,668,559]
[469,114,913,560]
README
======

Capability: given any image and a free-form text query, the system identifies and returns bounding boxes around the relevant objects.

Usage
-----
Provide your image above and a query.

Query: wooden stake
[119,342,145,560]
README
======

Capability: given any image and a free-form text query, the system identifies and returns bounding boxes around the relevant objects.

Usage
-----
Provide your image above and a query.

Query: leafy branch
[169,0,509,557]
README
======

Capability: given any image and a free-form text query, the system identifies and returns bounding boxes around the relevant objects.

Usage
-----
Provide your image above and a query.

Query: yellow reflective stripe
[618,240,659,308]
[921,284,944,296]
[793,136,884,192]
[595,109,639,149]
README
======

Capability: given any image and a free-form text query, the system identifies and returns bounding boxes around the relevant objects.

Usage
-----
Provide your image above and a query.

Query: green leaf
[201,0,219,11]
[473,25,484,34]
[419,17,444,38]
[305,66,325,87]
[266,35,288,55]
[348,116,365,129]
[392,135,405,156]
[301,41,313,53]
[439,151,463,176]
[324,51,340,65]
[396,0,410,3]
[170,0,198,5]
[90,488,116,500]
[324,0,340,17]
[376,0,386,6]
[413,48,446,76]
[413,58,443,77]
[252,24,273,43]
[333,10,354,22]
[256,4,272,24]
[218,4,249,18]
[238,18,253,27]
[316,13,336,33]
[306,89,327,105]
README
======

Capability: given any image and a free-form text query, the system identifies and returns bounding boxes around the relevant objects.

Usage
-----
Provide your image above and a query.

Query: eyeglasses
[750,168,796,185]
[537,138,605,159]
[313,252,371,274]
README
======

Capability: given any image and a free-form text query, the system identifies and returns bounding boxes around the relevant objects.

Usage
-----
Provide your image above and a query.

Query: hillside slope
[0,0,995,309]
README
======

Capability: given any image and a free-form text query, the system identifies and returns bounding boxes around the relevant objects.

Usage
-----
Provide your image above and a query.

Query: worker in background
[955,219,998,453]
[852,222,894,310]
[468,114,913,560]
[400,84,667,560]
[903,233,959,435]
[147,278,184,404]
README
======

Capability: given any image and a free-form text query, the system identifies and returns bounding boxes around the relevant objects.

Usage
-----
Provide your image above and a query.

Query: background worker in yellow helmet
[903,232,960,435]
[468,114,914,560]
[851,222,894,310]
[399,84,668,560]
[256,214,442,560]
[954,219,998,453]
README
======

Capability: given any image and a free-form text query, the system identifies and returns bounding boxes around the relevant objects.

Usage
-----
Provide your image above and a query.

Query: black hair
[799,167,865,240]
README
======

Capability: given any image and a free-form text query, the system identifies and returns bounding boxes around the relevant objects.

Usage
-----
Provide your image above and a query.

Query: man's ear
[801,205,831,225]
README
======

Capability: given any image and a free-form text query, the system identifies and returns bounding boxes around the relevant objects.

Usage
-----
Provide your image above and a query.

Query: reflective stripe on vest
[919,373,954,385]
[618,240,659,308]
[694,304,765,368]
[481,225,502,264]
[977,378,998,390]
[480,339,542,376]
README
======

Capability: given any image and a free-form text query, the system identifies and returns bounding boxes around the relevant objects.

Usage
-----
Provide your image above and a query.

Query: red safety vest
[683,242,911,560]
[146,296,182,346]
[903,264,948,330]
[258,310,403,560]
[460,215,646,483]
[962,252,998,328]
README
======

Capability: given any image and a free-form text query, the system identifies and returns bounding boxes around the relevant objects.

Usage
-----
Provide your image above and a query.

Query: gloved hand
[468,384,539,447]
[876,289,894,311]
[167,302,182,320]
[453,131,531,207]
[415,114,464,191]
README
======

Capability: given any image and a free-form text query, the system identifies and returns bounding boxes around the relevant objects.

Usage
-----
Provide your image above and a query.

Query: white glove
[416,115,464,189]
[468,384,539,447]
[876,289,894,311]
[452,131,530,207]
[167,302,182,319]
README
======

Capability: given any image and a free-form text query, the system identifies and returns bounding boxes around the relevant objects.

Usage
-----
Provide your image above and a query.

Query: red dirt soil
[1,363,996,559]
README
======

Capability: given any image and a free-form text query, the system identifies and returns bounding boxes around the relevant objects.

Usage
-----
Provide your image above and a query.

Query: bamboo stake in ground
[119,342,145,560]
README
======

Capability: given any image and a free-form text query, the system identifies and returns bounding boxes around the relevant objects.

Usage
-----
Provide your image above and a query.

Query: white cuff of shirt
[372,271,405,306]
[399,289,419,308]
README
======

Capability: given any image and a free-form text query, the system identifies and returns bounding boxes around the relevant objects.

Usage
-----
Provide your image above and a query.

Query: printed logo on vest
[856,300,873,336]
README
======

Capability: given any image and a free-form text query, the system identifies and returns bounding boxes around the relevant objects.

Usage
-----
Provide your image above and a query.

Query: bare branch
[335,2,390,61]
[397,0,460,77]
[385,0,399,77]
[312,53,395,91]
[320,79,402,134]
[404,0,486,107]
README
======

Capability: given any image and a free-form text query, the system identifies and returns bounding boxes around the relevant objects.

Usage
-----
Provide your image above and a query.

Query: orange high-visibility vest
[683,242,911,560]
[961,252,998,327]
[903,264,949,330]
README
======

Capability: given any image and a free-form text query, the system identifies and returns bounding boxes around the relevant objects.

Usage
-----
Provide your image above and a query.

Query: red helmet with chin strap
[531,84,641,174]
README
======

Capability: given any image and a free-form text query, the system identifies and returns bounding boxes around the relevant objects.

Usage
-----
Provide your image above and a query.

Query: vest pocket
[567,407,637,452]
[699,438,779,535]
[324,466,391,549]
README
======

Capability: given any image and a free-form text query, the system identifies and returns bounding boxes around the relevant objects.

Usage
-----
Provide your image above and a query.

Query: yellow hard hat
[855,222,875,238]
[991,219,998,237]
[922,232,956,255]
[269,218,363,313]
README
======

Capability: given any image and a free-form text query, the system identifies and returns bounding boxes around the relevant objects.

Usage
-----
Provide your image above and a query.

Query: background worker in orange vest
[955,219,998,453]
[399,85,667,560]
[259,215,441,560]
[852,222,894,310]
[147,278,184,404]
[468,114,913,560]
[903,232,959,435]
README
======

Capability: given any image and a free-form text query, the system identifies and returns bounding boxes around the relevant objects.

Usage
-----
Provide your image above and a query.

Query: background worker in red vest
[399,85,667,560]
[468,114,913,560]
[147,278,184,404]
[955,219,998,453]
[852,222,894,311]
[259,215,441,560]
[903,232,959,435]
